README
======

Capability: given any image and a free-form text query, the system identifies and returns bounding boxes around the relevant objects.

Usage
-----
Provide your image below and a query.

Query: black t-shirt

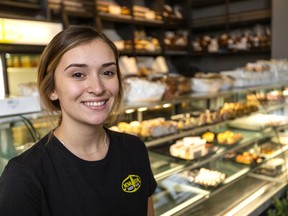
[0,128,157,216]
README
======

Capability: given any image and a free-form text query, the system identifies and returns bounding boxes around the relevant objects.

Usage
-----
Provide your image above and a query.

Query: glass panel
[149,151,186,178]
[0,113,54,175]
[154,176,207,216]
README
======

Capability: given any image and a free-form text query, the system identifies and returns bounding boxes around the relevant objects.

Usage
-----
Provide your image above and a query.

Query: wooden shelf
[192,9,271,29]
[191,0,249,9]
[98,12,133,23]
[0,1,41,10]
[191,48,271,57]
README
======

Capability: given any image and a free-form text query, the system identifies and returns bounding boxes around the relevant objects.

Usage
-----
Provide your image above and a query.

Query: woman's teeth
[84,101,106,106]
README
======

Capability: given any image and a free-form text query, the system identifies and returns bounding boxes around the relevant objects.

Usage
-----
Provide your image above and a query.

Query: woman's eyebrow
[64,63,87,71]
[102,62,117,68]
[64,62,116,71]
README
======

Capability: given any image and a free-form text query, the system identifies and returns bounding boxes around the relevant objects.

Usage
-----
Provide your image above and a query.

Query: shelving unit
[0,0,46,19]
[0,0,281,74]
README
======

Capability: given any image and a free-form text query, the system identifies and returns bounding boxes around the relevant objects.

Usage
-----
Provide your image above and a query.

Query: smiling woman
[0,26,157,216]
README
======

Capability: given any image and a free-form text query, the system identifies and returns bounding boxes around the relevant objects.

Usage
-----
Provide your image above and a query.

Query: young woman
[0,26,157,216]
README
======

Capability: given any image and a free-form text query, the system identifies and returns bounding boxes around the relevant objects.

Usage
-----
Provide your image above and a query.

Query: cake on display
[169,136,210,160]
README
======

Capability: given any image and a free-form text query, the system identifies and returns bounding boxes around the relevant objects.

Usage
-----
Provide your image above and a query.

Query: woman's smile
[82,100,107,107]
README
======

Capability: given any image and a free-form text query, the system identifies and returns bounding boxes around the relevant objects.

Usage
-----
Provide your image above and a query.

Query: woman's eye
[72,72,84,78]
[103,70,115,77]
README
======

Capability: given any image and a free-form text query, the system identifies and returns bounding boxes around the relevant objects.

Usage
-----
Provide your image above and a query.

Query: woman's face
[51,39,119,127]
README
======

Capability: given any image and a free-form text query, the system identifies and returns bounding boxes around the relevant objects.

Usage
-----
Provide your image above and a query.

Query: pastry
[202,131,215,142]
[194,168,226,187]
[170,137,207,160]
[217,132,227,144]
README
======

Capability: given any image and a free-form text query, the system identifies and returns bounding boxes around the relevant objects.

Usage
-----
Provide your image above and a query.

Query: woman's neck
[54,124,109,161]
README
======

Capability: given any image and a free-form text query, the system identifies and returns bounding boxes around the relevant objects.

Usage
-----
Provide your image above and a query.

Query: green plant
[268,197,288,216]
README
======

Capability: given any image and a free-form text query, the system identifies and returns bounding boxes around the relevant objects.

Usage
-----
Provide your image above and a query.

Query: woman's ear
[50,91,58,101]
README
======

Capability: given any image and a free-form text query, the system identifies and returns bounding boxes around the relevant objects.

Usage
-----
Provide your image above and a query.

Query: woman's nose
[87,76,105,95]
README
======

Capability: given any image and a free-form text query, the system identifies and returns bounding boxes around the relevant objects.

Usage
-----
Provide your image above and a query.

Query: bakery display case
[119,81,288,215]
[1,82,288,215]
[0,112,51,173]
[149,94,288,214]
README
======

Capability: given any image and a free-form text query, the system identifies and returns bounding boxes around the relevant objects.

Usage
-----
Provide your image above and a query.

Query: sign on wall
[0,18,62,45]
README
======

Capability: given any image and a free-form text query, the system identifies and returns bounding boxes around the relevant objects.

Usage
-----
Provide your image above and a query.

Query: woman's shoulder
[106,128,146,149]
[106,128,151,165]
[6,133,53,171]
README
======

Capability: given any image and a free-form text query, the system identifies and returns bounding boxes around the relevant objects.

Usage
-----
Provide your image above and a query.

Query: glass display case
[0,112,52,173]
[1,82,288,215]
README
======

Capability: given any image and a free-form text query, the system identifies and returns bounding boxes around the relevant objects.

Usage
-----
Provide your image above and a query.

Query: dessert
[202,131,215,143]
[194,168,226,187]
[255,158,284,176]
[97,1,131,16]
[235,152,263,165]
[116,118,178,138]
[169,137,208,160]
[123,77,166,102]
[216,130,243,145]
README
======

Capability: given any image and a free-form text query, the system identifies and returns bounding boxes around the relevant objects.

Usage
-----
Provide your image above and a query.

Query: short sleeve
[149,167,157,197]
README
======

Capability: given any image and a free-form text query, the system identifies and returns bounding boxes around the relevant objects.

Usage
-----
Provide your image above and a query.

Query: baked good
[109,126,119,132]
[129,121,141,135]
[255,158,284,176]
[217,130,243,145]
[202,131,215,143]
[140,118,177,138]
[133,5,160,20]
[123,77,166,102]
[169,137,207,160]
[194,168,226,187]
[97,1,130,16]
[217,132,227,144]
[235,152,263,165]
[117,122,130,133]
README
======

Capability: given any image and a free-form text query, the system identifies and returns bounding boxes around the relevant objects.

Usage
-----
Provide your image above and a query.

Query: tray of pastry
[224,150,265,166]
[201,130,243,147]
[258,142,282,156]
[167,168,227,189]
[150,136,218,161]
[224,140,284,166]
[254,157,285,177]
[227,113,288,131]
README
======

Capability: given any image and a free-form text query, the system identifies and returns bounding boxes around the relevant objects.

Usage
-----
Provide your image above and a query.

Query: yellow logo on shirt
[122,174,141,193]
